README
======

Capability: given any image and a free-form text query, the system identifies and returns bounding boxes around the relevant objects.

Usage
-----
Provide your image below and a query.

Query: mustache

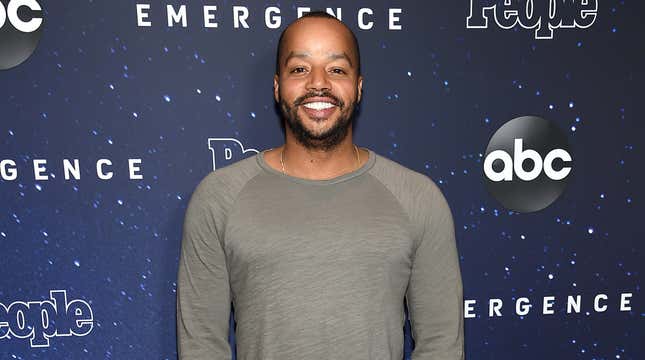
[293,91,344,108]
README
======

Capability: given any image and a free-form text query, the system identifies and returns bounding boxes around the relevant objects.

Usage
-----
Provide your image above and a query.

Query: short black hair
[275,11,361,76]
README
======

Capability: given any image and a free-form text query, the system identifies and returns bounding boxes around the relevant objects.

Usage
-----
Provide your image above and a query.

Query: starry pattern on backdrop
[0,1,642,359]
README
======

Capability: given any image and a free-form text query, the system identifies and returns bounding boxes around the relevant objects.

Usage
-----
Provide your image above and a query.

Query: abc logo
[483,116,573,213]
[0,0,43,70]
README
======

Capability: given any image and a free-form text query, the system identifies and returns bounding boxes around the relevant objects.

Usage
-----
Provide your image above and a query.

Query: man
[177,11,464,360]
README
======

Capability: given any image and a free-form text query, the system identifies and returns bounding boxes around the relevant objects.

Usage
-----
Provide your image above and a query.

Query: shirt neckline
[256,146,376,185]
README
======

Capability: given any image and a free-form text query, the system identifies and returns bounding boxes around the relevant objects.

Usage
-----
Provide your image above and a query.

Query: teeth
[303,102,335,110]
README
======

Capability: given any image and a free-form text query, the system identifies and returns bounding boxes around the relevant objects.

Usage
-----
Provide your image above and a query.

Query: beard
[279,89,357,152]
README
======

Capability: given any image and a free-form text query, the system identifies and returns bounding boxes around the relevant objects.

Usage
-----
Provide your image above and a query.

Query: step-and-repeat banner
[1,1,641,359]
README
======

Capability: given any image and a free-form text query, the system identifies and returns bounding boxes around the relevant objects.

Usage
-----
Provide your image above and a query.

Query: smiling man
[177,11,464,360]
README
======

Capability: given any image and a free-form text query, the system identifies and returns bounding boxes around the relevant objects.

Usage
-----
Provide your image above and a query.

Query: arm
[406,180,464,359]
[176,179,233,359]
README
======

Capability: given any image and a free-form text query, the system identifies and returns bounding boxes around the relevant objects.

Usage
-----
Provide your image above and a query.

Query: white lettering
[464,300,476,318]
[233,6,249,29]
[514,138,543,181]
[33,159,47,180]
[516,297,531,316]
[265,6,280,29]
[128,159,143,180]
[297,7,311,18]
[489,298,502,317]
[567,295,581,313]
[620,293,632,311]
[543,296,555,315]
[464,292,637,318]
[388,8,402,30]
[0,158,143,181]
[63,159,80,180]
[594,294,608,312]
[136,4,151,27]
[6,0,42,32]
[204,5,217,28]
[544,148,572,180]
[96,159,113,180]
[167,4,187,27]
[325,7,341,21]
[0,160,17,180]
[484,139,572,182]
[358,8,374,30]
[132,5,404,31]
[466,0,598,39]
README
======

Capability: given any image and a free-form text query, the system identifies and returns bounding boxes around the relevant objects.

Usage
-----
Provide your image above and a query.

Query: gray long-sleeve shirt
[177,147,464,360]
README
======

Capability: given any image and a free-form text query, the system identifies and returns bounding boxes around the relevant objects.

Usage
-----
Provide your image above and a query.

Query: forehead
[280,18,356,61]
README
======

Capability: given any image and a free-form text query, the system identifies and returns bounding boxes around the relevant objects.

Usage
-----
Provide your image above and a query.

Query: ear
[357,75,363,103]
[273,74,280,103]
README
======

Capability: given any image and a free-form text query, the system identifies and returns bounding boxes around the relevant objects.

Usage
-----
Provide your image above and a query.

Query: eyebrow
[283,51,353,67]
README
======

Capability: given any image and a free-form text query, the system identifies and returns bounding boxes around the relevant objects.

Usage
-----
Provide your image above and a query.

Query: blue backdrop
[1,1,642,359]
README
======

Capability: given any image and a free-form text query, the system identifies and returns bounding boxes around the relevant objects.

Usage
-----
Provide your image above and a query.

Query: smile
[302,101,336,110]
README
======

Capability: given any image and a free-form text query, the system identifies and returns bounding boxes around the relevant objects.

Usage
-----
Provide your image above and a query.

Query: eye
[331,68,346,74]
[290,67,307,74]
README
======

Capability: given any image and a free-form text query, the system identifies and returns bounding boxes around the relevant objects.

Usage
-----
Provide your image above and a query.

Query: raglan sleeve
[405,179,464,360]
[176,177,233,359]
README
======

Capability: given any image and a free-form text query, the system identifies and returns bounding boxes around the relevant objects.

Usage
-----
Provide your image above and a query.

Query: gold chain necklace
[280,144,360,176]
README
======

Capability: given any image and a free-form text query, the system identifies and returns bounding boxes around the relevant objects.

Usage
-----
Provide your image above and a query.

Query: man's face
[274,18,363,151]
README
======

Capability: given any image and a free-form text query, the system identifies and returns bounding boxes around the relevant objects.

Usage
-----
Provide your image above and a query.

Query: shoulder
[368,151,453,234]
[368,151,444,202]
[188,154,263,209]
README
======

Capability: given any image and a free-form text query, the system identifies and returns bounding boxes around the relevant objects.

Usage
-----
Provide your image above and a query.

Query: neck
[281,134,361,180]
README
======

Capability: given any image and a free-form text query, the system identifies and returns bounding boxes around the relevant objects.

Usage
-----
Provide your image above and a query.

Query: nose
[306,66,331,92]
